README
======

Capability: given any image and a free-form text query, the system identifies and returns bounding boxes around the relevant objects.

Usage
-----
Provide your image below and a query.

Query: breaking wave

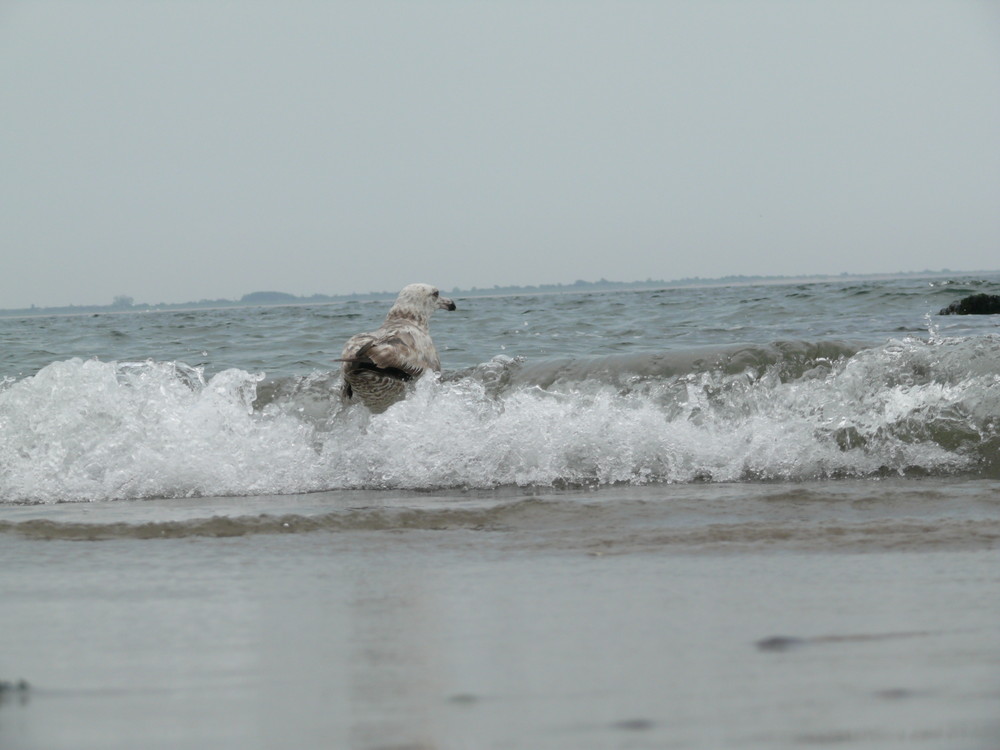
[1,335,998,503]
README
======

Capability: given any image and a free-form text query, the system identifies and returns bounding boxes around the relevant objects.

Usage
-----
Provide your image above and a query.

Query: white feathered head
[385,283,456,326]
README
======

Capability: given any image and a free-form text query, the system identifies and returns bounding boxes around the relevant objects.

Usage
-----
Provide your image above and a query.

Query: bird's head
[385,283,456,325]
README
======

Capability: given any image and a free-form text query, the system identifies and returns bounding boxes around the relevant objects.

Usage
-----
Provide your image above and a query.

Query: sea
[1,275,999,750]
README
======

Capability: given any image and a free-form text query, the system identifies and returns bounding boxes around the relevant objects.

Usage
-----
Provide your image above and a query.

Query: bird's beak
[438,296,456,311]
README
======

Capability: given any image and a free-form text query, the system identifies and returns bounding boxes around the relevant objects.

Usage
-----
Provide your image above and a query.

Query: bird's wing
[341,324,441,375]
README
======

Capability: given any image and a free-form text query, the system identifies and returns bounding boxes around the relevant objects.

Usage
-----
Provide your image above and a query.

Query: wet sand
[2,481,999,749]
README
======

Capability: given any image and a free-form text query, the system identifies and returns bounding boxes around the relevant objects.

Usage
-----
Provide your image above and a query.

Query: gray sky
[2,1,998,308]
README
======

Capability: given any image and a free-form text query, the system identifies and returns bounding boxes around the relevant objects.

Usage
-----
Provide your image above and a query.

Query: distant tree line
[0,268,991,318]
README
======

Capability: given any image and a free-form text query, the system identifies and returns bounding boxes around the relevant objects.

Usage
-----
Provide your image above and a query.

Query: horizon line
[2,268,998,317]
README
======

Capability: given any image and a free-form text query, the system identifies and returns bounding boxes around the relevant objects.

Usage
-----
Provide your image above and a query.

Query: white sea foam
[0,336,997,503]
[0,359,321,502]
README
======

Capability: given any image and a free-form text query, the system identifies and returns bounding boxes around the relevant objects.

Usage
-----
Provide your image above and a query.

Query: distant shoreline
[2,269,997,319]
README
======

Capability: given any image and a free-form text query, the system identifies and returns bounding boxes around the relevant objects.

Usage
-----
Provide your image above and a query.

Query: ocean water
[2,275,1000,749]
[2,276,1000,502]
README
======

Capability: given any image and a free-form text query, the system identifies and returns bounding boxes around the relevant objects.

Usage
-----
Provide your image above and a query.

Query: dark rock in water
[938,293,1000,315]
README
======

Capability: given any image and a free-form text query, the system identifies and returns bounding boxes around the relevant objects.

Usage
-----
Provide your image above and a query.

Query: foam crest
[310,336,998,489]
[0,359,323,502]
[0,336,997,503]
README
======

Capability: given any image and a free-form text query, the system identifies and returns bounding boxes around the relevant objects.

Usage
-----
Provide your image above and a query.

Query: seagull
[339,283,457,412]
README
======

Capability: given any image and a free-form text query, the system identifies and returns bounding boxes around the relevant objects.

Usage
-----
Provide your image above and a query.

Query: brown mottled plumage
[339,283,456,412]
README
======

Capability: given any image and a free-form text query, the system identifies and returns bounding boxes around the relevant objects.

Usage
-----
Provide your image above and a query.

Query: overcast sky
[1,1,998,308]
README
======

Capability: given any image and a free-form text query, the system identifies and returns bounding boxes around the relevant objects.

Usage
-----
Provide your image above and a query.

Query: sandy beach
[2,480,999,750]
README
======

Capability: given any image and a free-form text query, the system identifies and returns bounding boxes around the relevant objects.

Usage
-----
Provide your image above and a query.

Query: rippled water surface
[1,275,999,502]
